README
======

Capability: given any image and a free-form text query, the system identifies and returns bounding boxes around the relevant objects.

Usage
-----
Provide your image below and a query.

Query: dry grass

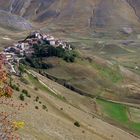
[8,72,140,140]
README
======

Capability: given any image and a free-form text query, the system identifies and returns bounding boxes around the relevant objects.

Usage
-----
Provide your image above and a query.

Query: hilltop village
[0,31,73,75]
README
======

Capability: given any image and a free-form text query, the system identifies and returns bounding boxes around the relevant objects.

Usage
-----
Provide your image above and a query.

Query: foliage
[11,84,20,91]
[13,121,25,129]
[74,121,80,127]
[22,89,31,98]
[42,105,47,110]
[22,89,28,95]
[63,51,75,62]
[34,44,77,62]
[35,106,39,109]
[25,57,53,69]
[42,104,48,111]
[18,64,26,74]
[19,94,25,101]
[46,45,77,62]
[35,96,39,102]
[23,43,77,69]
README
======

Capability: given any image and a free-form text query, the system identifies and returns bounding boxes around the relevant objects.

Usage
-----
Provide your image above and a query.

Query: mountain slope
[0,0,140,33]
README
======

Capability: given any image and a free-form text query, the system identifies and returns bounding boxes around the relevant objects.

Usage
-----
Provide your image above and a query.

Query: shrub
[22,89,31,98]
[19,94,25,101]
[63,51,77,62]
[35,96,39,102]
[22,89,28,95]
[42,105,48,111]
[42,105,47,110]
[11,84,20,91]
[60,108,63,111]
[35,106,39,109]
[27,94,31,98]
[82,130,85,133]
[34,87,38,91]
[74,121,80,127]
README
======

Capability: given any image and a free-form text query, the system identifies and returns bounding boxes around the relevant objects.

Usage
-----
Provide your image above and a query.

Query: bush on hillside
[19,94,25,101]
[35,96,39,102]
[11,84,20,91]
[74,121,80,127]
[22,89,31,98]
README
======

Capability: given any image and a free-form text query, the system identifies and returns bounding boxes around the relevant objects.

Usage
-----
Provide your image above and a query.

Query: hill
[0,0,140,35]
[0,0,140,139]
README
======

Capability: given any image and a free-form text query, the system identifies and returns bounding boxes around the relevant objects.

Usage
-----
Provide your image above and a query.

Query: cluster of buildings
[29,31,72,50]
[0,31,73,75]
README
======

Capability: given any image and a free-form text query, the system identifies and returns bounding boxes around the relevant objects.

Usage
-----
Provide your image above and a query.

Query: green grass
[76,58,123,84]
[97,99,128,123]
[92,63,123,83]
[27,73,66,101]
[28,73,50,92]
[97,99,140,135]
[131,123,140,134]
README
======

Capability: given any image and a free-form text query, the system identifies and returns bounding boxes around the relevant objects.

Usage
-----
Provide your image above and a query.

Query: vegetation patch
[35,106,39,110]
[74,121,80,127]
[42,105,48,111]
[11,84,20,91]
[35,96,39,102]
[22,89,31,98]
[28,73,67,101]
[97,99,140,135]
[92,63,123,83]
[28,74,50,93]
[97,99,128,123]
[19,94,25,101]
[22,44,78,69]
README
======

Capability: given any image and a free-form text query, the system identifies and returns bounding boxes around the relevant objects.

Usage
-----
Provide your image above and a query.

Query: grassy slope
[25,67,140,135]
[27,73,66,101]
[97,99,140,135]
[9,72,138,140]
[43,57,124,101]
